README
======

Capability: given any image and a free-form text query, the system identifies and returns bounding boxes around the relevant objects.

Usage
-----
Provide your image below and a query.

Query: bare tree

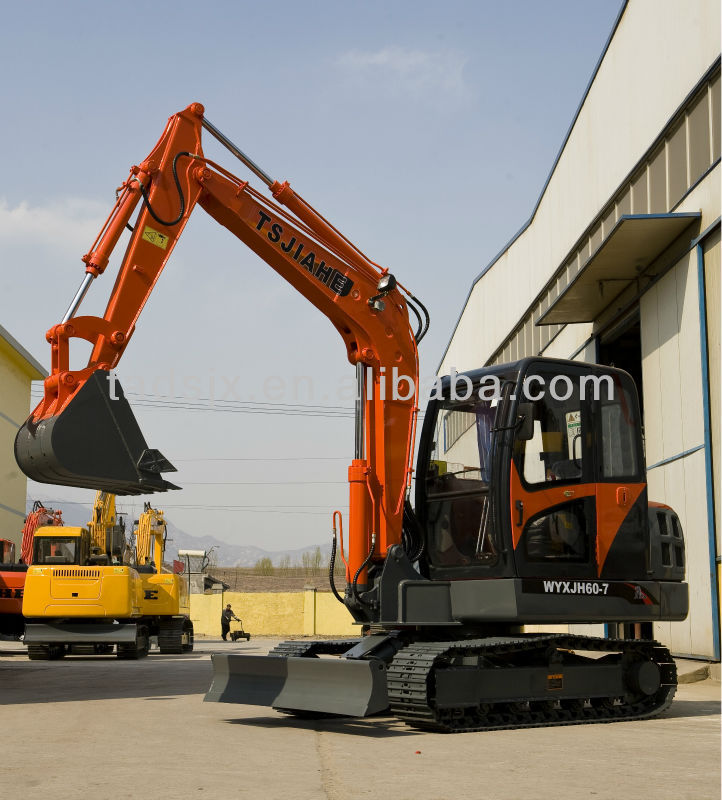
[311,545,322,575]
[253,557,274,576]
[301,546,323,576]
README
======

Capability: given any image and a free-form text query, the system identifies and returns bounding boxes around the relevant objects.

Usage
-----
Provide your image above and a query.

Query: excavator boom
[15,103,420,587]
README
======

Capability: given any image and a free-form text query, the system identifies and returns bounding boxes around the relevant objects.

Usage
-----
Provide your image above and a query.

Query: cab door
[594,371,647,579]
[510,364,598,579]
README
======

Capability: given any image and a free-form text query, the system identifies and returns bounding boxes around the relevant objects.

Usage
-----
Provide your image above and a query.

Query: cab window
[425,398,498,565]
[33,537,79,565]
[599,376,641,480]
[515,370,591,487]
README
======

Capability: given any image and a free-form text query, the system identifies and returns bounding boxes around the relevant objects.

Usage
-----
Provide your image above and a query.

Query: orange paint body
[0,571,25,616]
[509,462,646,576]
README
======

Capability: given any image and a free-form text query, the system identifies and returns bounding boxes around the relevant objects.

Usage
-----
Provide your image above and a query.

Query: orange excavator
[16,104,687,731]
[0,503,63,637]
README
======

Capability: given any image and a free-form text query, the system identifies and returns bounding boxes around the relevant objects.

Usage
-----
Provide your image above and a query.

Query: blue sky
[0,0,622,551]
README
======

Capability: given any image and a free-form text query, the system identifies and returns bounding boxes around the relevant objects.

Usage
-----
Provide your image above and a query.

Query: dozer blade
[205,654,389,717]
[15,370,179,495]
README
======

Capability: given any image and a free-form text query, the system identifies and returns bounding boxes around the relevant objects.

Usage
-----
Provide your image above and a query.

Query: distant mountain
[25,497,331,567]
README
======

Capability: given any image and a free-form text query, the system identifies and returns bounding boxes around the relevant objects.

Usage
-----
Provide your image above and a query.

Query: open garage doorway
[598,308,652,640]
[599,309,643,416]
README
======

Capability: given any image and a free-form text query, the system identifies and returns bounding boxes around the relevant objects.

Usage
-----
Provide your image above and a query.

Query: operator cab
[32,528,89,566]
[416,358,659,583]
[0,539,16,564]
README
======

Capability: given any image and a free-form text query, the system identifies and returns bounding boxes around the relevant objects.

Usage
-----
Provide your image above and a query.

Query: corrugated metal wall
[641,249,714,657]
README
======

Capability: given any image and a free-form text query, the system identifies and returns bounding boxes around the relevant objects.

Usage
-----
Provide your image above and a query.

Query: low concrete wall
[189,588,357,637]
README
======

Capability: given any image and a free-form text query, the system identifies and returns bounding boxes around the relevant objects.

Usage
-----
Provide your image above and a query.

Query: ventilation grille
[657,511,684,570]
[52,568,101,579]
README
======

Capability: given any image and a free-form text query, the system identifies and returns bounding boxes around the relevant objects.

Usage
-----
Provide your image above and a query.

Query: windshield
[599,377,640,479]
[33,537,79,566]
[424,397,499,567]
[427,400,495,488]
[0,540,15,564]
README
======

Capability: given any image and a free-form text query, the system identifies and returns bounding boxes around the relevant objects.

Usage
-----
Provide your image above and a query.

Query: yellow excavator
[22,492,192,659]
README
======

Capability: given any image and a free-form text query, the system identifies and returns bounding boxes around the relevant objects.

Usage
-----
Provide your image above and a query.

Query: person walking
[221,603,240,641]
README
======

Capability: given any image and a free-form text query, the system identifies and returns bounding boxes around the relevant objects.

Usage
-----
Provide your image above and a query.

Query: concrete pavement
[0,638,719,800]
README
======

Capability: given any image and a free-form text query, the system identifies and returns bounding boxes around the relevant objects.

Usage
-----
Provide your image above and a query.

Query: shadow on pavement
[664,699,720,719]
[225,696,720,737]
[223,713,420,738]
[0,657,214,704]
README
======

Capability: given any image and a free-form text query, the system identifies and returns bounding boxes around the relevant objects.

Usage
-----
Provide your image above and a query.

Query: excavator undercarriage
[206,634,676,732]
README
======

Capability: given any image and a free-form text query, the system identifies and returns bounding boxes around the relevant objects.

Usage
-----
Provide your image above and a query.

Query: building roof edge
[0,323,48,380]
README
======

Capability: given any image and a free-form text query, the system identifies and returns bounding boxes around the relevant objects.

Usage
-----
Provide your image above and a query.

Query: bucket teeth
[15,371,179,495]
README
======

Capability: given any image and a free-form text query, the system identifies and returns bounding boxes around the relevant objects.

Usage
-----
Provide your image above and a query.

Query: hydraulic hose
[406,297,424,342]
[351,534,376,607]
[138,151,198,227]
[403,499,425,562]
[329,530,344,604]
[403,290,430,344]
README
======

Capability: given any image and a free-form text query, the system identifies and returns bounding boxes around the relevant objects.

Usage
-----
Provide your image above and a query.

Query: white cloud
[0,197,121,343]
[0,197,106,255]
[337,46,470,101]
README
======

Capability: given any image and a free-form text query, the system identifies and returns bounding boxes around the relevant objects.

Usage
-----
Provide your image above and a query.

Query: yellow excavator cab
[31,526,88,567]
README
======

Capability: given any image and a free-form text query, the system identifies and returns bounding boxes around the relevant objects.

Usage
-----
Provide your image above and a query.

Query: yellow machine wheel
[117,626,149,659]
[27,644,66,660]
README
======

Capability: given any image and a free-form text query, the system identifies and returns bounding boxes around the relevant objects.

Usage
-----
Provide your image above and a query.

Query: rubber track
[117,643,142,659]
[386,635,676,733]
[268,639,362,658]
[158,621,183,654]
[27,644,50,661]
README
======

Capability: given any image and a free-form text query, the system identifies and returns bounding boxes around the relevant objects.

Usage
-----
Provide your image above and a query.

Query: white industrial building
[439,1,720,659]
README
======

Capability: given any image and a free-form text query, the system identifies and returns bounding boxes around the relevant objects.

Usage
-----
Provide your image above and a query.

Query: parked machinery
[0,538,25,637]
[22,494,193,659]
[0,502,63,638]
[15,104,687,728]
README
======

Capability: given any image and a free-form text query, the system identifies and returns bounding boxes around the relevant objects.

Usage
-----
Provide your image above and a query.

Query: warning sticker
[565,410,581,456]
[547,673,563,690]
[142,225,169,250]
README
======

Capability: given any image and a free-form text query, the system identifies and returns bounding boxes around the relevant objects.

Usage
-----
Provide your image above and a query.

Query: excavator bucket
[15,371,179,495]
[205,654,390,718]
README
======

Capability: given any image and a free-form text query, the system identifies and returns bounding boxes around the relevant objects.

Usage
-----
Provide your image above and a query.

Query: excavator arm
[15,103,423,590]
[133,503,166,570]
[87,491,117,551]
